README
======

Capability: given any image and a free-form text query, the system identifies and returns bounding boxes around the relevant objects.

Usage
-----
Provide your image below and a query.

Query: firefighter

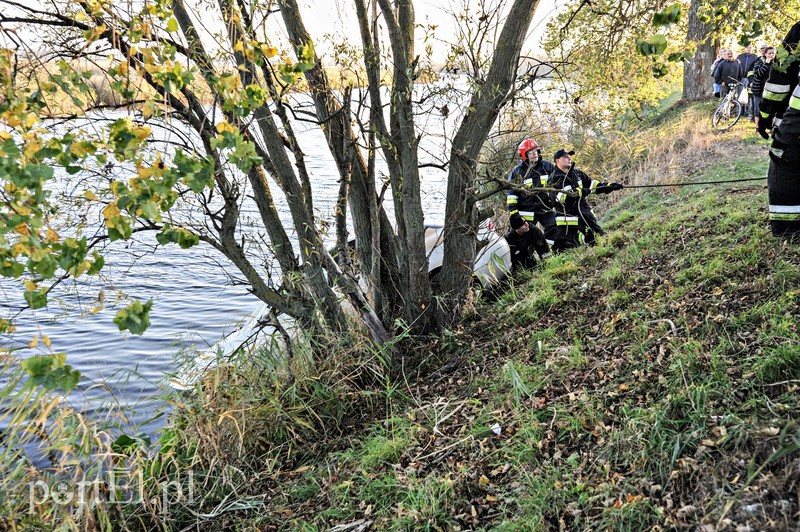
[505,138,558,244]
[757,21,800,239]
[548,148,623,250]
[504,213,550,272]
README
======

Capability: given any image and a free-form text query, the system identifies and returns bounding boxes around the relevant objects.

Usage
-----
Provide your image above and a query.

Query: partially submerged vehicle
[424,218,512,289]
[171,218,511,388]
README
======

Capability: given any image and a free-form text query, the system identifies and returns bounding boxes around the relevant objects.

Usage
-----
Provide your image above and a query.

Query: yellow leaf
[142,100,156,118]
[137,165,152,179]
[70,142,90,157]
[103,203,120,221]
[485,494,497,502]
[28,336,38,348]
[134,126,151,141]
[618,383,630,391]
[478,475,490,487]
[261,44,278,58]
[233,40,244,52]
[42,336,51,348]
[84,190,99,201]
[23,139,41,159]
[216,121,236,134]
[45,228,60,244]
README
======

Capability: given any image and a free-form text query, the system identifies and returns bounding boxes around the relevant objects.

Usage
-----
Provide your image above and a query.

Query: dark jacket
[506,158,555,217]
[737,52,758,78]
[506,158,558,241]
[760,22,800,123]
[714,59,744,85]
[504,224,550,272]
[547,165,607,249]
[765,22,800,238]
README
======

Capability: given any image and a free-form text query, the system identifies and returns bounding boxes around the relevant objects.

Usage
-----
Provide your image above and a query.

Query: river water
[1,88,468,436]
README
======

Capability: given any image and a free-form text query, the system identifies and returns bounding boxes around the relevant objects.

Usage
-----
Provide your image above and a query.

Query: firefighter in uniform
[504,213,550,272]
[548,148,623,250]
[758,21,800,239]
[505,139,558,244]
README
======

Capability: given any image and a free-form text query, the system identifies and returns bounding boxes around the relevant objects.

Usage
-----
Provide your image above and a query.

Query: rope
[623,176,767,189]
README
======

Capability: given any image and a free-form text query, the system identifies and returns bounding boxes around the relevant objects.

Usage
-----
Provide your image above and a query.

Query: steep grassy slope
[256,124,800,531]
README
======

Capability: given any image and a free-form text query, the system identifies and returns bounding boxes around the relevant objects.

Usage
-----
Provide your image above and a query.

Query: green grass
[6,103,799,530]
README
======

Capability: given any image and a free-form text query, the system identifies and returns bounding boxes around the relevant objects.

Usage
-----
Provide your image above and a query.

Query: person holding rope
[548,148,623,250]
[758,21,800,239]
[506,138,558,245]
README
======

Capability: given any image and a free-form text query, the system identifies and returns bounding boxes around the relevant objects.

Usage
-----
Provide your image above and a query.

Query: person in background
[750,46,775,128]
[547,149,623,250]
[737,44,758,86]
[737,45,759,117]
[711,48,727,98]
[505,138,558,245]
[714,49,744,99]
[504,213,550,272]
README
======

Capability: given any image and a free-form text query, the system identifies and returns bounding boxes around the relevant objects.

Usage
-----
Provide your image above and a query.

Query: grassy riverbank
[189,104,800,530]
[233,110,798,530]
[3,103,799,530]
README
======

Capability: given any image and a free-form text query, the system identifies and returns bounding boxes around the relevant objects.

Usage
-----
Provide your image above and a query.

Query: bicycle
[712,78,746,131]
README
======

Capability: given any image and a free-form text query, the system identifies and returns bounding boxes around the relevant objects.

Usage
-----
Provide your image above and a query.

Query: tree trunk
[280,0,405,328]
[682,0,715,101]
[437,0,539,327]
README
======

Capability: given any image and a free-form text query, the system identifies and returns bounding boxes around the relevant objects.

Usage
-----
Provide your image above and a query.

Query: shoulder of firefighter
[758,22,800,139]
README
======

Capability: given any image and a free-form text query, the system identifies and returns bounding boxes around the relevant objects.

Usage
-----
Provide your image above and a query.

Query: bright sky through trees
[293,0,560,63]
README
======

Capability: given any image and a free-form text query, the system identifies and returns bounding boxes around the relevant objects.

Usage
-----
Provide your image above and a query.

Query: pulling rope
[622,176,767,189]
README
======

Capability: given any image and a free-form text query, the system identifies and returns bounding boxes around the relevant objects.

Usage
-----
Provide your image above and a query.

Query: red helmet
[518,138,539,160]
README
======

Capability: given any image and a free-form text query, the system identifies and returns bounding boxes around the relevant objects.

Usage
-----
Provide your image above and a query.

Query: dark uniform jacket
[505,158,557,240]
[504,225,550,272]
[760,22,800,237]
[548,165,606,250]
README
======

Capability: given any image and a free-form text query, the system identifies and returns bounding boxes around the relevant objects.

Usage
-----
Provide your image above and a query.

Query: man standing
[548,149,623,250]
[506,138,557,244]
[504,213,550,272]
[714,49,744,99]
[737,45,759,116]
[737,44,759,86]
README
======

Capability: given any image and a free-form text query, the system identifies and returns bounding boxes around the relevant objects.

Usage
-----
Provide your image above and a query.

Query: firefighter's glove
[595,182,623,194]
[769,139,790,168]
[757,115,773,140]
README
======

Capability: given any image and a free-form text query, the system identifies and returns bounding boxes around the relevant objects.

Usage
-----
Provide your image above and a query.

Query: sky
[290,0,561,64]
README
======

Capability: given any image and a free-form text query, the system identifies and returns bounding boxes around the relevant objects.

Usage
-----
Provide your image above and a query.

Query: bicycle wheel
[712,99,743,131]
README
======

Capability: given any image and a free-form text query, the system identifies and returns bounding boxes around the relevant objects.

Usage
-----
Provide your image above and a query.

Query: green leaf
[166,16,179,33]
[24,288,48,309]
[653,3,681,27]
[111,432,152,455]
[113,299,153,335]
[21,354,81,391]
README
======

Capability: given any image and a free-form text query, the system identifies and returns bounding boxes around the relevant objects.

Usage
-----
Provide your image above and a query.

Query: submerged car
[425,218,512,288]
